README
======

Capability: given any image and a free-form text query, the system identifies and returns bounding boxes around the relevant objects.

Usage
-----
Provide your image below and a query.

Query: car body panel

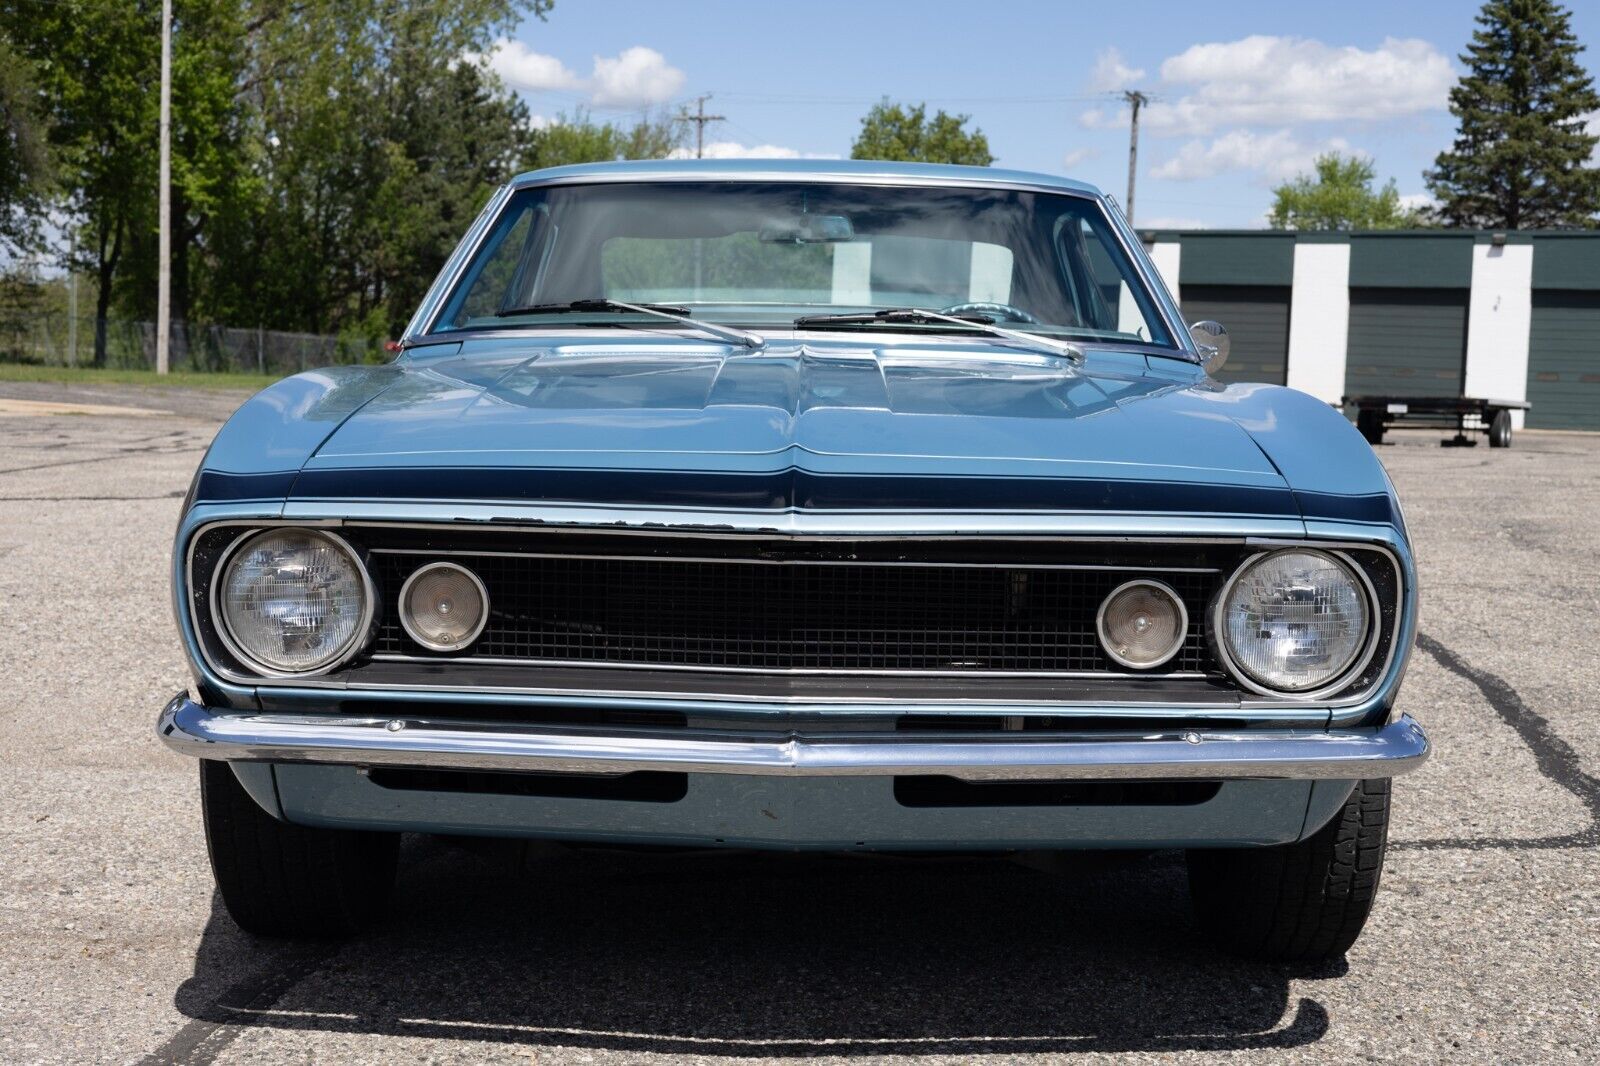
[271,763,1350,850]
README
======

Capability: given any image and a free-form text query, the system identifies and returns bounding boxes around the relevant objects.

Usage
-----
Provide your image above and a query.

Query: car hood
[267,335,1310,517]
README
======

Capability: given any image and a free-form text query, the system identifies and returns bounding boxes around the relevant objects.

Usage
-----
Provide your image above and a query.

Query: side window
[1057,215,1157,342]
[445,205,544,327]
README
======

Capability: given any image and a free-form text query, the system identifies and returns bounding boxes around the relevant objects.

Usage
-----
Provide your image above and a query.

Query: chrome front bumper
[158,696,1430,781]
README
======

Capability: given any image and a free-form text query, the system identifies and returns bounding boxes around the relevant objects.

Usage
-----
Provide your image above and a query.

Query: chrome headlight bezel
[210,527,376,678]
[1096,578,1189,670]
[398,560,491,652]
[1210,547,1381,700]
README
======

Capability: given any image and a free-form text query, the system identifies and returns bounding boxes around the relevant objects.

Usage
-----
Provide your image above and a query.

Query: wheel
[1356,408,1385,446]
[1489,409,1512,448]
[1186,778,1390,962]
[201,760,399,938]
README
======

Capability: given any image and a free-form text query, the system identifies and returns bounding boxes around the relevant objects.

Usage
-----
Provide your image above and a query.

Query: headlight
[216,528,372,675]
[1216,549,1371,694]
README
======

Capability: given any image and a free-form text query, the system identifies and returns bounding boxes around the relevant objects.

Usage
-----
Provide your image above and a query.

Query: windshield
[432,181,1175,347]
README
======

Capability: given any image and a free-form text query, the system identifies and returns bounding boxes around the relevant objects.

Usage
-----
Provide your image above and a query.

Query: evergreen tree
[1426,0,1600,228]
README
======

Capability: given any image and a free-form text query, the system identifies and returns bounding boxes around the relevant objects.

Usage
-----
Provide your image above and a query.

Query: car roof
[507,158,1104,197]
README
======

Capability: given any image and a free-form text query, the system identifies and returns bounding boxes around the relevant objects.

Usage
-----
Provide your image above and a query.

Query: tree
[7,0,160,363]
[5,0,552,358]
[1269,153,1423,230]
[521,108,683,170]
[0,37,52,255]
[850,100,993,166]
[1426,0,1600,228]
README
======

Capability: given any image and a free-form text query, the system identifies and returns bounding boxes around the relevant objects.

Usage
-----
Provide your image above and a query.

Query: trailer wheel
[1356,409,1385,446]
[1489,409,1512,449]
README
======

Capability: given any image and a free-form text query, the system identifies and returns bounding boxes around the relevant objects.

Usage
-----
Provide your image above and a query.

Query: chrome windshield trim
[410,175,1192,355]
[159,695,1430,782]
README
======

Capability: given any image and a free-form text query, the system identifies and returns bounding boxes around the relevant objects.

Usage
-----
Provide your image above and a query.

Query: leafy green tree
[6,0,551,357]
[0,37,52,254]
[1269,153,1422,230]
[181,1,547,343]
[1426,0,1600,228]
[522,108,683,170]
[7,0,160,363]
[850,100,994,166]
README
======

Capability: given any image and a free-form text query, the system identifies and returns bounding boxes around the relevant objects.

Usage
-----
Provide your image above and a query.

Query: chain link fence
[0,312,383,375]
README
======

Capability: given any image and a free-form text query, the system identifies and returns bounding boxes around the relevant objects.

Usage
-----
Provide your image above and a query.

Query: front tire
[1186,778,1390,962]
[201,761,399,938]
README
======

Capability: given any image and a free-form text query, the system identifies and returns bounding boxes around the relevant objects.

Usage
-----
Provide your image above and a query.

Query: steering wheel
[940,301,1041,325]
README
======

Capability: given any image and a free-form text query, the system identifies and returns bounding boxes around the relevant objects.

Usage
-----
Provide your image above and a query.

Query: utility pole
[1122,90,1148,227]
[66,232,77,367]
[156,0,172,374]
[676,94,725,159]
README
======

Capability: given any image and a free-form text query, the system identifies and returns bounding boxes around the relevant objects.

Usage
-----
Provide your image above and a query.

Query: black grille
[372,552,1215,674]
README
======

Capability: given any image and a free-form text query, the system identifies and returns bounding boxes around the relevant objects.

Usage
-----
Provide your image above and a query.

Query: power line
[711,91,1108,107]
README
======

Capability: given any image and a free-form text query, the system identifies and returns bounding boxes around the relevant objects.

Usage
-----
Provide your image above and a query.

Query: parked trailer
[1345,395,1530,449]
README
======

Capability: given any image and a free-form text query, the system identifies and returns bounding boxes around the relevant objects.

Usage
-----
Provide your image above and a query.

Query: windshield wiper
[497,298,764,350]
[794,308,1082,363]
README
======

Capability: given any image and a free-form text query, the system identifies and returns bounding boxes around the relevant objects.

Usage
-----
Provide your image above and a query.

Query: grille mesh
[372,553,1215,674]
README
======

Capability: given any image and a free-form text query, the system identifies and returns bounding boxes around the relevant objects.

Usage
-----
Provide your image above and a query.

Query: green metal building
[1139,229,1600,431]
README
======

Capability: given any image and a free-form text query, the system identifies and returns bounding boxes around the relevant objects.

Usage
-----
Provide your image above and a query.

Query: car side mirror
[1188,320,1230,374]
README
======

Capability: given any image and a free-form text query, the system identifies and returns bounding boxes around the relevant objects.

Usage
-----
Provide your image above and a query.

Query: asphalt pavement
[1,383,1596,1064]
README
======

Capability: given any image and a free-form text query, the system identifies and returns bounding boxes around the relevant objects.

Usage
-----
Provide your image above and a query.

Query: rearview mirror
[759,214,855,244]
[1188,320,1230,374]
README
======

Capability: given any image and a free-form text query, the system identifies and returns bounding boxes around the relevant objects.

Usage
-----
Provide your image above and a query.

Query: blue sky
[484,0,1600,228]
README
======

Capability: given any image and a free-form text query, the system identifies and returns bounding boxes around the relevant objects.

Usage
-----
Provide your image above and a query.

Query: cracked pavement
[1,383,1596,1064]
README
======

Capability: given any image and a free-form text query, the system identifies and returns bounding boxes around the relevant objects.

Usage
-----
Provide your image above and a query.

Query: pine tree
[1426,0,1600,229]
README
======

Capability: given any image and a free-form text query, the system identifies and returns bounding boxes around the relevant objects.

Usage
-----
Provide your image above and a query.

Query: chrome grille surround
[183,520,1404,711]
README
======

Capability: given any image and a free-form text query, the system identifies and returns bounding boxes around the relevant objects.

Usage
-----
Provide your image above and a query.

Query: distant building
[1140,230,1600,432]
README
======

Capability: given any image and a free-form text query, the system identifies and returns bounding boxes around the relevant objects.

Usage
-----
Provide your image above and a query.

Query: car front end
[159,160,1428,957]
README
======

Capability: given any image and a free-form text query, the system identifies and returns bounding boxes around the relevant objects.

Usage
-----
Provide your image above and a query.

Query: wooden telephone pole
[1122,89,1148,227]
[676,95,725,158]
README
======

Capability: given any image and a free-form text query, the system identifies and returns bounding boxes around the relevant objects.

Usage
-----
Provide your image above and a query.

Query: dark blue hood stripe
[194,466,1396,523]
[238,466,1304,516]
[196,470,300,502]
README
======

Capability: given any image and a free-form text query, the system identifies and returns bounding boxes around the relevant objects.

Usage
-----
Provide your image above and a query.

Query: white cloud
[1398,192,1434,212]
[668,141,838,160]
[1150,129,1352,184]
[1061,147,1097,169]
[671,141,797,160]
[590,46,685,108]
[1142,36,1453,135]
[1587,110,1600,163]
[1088,48,1145,93]
[476,39,581,93]
[473,40,685,109]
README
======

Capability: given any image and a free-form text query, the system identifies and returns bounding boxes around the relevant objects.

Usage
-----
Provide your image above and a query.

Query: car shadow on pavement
[168,836,1343,1058]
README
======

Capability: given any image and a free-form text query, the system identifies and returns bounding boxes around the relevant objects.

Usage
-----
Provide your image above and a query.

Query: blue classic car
[160,160,1428,960]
